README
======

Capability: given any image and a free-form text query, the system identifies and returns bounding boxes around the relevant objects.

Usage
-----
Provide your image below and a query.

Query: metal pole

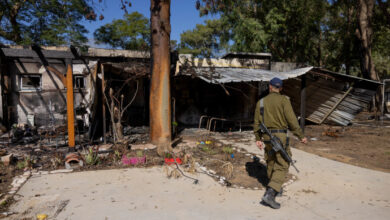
[66,59,75,148]
[300,75,306,133]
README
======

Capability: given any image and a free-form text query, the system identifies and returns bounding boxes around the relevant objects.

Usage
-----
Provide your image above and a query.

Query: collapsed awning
[180,66,313,84]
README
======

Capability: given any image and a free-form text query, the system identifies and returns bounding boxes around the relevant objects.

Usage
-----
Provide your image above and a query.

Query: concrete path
[8,147,390,220]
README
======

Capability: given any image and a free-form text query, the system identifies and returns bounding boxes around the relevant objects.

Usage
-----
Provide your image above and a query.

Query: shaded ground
[292,124,390,172]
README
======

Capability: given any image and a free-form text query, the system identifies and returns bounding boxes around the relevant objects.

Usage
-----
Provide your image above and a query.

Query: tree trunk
[317,27,322,67]
[345,4,353,75]
[356,0,378,81]
[150,0,172,155]
[115,121,123,140]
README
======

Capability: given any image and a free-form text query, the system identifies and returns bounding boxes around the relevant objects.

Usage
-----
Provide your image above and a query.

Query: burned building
[174,54,382,130]
[0,46,150,142]
[0,46,383,142]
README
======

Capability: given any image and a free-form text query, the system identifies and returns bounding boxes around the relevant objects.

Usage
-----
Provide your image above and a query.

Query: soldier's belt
[263,137,290,147]
[270,129,287,134]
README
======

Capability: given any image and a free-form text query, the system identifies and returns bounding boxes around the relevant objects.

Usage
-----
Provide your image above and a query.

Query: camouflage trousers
[264,133,291,193]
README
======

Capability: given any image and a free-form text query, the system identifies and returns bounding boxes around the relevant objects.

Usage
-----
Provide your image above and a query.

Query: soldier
[254,77,308,209]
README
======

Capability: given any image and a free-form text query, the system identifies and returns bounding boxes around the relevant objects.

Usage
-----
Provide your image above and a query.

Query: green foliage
[179,19,227,57]
[94,12,150,50]
[165,152,172,158]
[195,0,390,79]
[196,0,329,64]
[372,4,390,78]
[201,145,216,155]
[0,0,95,46]
[16,160,27,170]
[16,156,33,170]
[222,146,233,154]
[85,148,99,165]
[114,150,121,161]
[136,150,144,157]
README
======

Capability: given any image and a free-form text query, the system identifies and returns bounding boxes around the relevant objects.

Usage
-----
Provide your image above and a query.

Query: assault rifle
[260,123,300,173]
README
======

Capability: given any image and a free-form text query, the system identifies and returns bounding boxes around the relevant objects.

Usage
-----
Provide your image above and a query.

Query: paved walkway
[8,143,390,220]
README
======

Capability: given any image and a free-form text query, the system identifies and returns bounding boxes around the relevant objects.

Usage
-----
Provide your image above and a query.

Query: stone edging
[196,148,298,190]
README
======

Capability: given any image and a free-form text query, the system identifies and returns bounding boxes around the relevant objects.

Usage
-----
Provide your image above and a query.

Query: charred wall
[172,76,259,127]
[6,60,91,127]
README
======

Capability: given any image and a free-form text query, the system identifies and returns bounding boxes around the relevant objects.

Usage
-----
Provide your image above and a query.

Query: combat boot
[276,187,283,197]
[262,187,281,209]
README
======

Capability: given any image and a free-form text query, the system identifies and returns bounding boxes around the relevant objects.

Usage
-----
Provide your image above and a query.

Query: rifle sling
[260,99,289,147]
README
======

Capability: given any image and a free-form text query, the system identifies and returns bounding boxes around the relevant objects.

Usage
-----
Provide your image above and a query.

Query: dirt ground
[176,131,293,189]
[1,113,389,215]
[292,123,390,173]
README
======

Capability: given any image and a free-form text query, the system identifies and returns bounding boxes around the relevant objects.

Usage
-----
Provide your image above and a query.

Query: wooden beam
[1,48,75,59]
[46,66,67,86]
[0,63,9,128]
[300,75,306,132]
[66,59,75,148]
[319,84,354,124]
[101,64,107,144]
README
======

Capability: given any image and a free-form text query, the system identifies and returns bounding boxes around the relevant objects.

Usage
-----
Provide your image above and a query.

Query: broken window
[20,74,41,90]
[74,75,85,89]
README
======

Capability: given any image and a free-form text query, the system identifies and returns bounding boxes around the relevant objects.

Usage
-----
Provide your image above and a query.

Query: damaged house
[0,46,383,144]
[174,53,382,131]
[0,46,150,143]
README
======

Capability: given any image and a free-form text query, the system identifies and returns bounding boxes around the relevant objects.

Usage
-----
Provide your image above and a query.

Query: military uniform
[253,92,304,193]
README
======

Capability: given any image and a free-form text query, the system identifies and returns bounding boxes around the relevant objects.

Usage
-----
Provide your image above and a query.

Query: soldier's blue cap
[270,77,283,88]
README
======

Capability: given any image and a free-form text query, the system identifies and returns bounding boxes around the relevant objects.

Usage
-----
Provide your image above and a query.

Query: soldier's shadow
[245,157,269,187]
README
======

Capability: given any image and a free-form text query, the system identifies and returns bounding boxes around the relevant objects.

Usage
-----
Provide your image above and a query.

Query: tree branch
[121,80,139,117]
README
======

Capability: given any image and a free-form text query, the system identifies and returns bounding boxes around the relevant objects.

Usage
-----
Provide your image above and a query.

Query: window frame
[20,74,42,91]
[73,75,86,90]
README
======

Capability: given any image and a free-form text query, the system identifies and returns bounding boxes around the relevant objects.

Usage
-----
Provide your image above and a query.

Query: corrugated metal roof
[311,68,383,85]
[284,78,376,126]
[222,52,272,59]
[184,67,313,84]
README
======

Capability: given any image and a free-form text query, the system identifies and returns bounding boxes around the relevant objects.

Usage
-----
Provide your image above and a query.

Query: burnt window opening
[20,74,42,90]
[74,75,85,89]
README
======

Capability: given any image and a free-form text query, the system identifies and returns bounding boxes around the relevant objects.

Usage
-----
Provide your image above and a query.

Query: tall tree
[179,19,227,57]
[150,0,172,154]
[324,0,361,75]
[196,0,389,80]
[0,0,99,46]
[94,12,150,50]
[372,0,390,79]
[196,0,329,65]
[356,0,378,80]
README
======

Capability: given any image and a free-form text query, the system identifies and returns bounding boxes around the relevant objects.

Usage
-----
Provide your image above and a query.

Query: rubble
[10,124,39,144]
[0,149,7,157]
[1,154,13,166]
[64,153,84,169]
[131,143,156,150]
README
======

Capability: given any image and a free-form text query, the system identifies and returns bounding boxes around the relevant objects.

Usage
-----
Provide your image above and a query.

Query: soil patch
[185,138,293,189]
[292,124,390,172]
